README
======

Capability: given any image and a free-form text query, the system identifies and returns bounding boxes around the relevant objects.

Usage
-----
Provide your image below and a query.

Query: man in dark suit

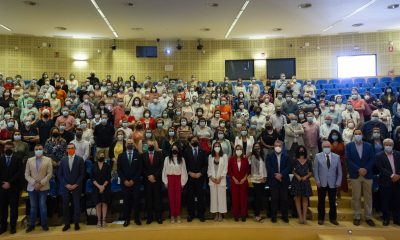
[117,139,143,227]
[0,142,22,234]
[376,138,400,226]
[345,129,376,226]
[183,136,208,222]
[266,140,291,223]
[58,143,85,231]
[142,142,164,224]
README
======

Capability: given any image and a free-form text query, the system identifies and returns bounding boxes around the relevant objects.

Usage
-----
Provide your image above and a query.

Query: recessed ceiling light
[131,27,144,31]
[272,28,282,31]
[55,27,67,31]
[207,2,219,7]
[127,1,134,7]
[200,28,211,32]
[388,4,399,9]
[0,23,12,31]
[23,1,37,6]
[352,23,364,27]
[298,3,312,9]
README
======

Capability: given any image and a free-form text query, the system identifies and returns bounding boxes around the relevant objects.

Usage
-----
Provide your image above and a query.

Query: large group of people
[0,71,400,235]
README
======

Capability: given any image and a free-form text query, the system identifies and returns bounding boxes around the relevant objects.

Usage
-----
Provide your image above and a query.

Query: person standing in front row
[207,142,228,222]
[92,151,111,228]
[228,145,249,222]
[266,140,290,223]
[0,142,22,235]
[142,141,164,224]
[250,143,267,223]
[58,143,85,232]
[345,129,376,227]
[375,139,400,226]
[313,141,342,226]
[162,143,188,224]
[117,139,143,227]
[25,144,53,233]
[183,136,208,222]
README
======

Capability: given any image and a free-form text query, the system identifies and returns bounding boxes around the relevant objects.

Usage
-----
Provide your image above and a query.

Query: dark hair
[251,142,264,160]
[211,141,224,157]
[169,143,183,164]
[295,145,308,159]
[328,129,344,143]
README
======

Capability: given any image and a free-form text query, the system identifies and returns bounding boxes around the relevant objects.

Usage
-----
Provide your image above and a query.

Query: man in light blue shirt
[148,98,164,118]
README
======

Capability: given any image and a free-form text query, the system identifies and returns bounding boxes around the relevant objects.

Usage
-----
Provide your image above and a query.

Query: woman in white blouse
[342,119,356,145]
[234,127,254,158]
[130,97,145,121]
[207,142,228,221]
[250,143,267,222]
[162,143,188,224]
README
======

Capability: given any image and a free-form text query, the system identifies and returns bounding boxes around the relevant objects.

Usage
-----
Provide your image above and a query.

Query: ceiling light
[207,3,219,7]
[225,0,251,39]
[0,24,12,31]
[90,0,119,38]
[249,36,266,40]
[200,28,211,32]
[131,27,144,31]
[352,23,364,27]
[272,28,282,31]
[127,1,134,7]
[55,27,67,31]
[387,4,399,9]
[23,1,37,6]
[298,3,312,9]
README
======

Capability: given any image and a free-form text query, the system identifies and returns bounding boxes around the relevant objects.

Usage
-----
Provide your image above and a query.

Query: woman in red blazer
[140,109,156,130]
[228,144,250,222]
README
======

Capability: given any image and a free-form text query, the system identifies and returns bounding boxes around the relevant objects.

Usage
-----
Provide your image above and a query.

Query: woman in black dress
[92,150,111,228]
[291,146,312,224]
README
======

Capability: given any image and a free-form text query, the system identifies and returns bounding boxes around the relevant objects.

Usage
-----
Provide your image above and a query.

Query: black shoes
[241,217,246,222]
[135,219,142,226]
[62,225,70,232]
[353,219,361,226]
[318,220,324,225]
[10,228,16,234]
[234,218,239,222]
[26,225,35,233]
[187,216,193,222]
[42,225,49,231]
[74,224,80,231]
[157,218,163,224]
[383,220,390,226]
[271,218,277,223]
[366,219,375,227]
[330,220,339,225]
[0,229,6,235]
[146,219,153,225]
[282,218,289,223]
[199,217,206,222]
[123,220,130,227]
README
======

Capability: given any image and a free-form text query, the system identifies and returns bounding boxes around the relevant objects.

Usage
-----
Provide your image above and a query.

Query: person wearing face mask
[298,93,317,113]
[24,144,52,233]
[250,106,267,131]
[58,143,85,232]
[66,74,79,91]
[193,117,213,152]
[345,129,376,226]
[44,127,67,165]
[20,99,39,123]
[212,130,232,157]
[210,110,223,131]
[0,90,14,109]
[17,90,34,109]
[201,97,215,121]
[37,72,49,87]
[361,111,389,142]
[158,91,171,110]
[328,130,348,197]
[176,117,192,144]
[302,112,320,161]
[153,120,167,143]
[235,91,248,110]
[118,119,134,140]
[320,115,340,141]
[260,122,280,159]
[334,95,346,113]
[109,130,126,173]
[275,73,288,93]
[342,120,356,145]
[54,83,67,106]
[250,143,267,222]
[363,91,379,115]
[313,141,342,226]
[181,99,195,124]
[12,131,29,164]
[148,97,164,119]
[228,145,249,222]
[217,97,232,122]
[303,80,317,98]
[380,87,396,113]
[342,102,361,128]
[93,113,115,160]
[207,142,228,222]
[182,136,208,222]
[297,110,307,124]
[375,138,400,226]
[367,127,385,153]
[282,93,298,115]
[260,95,275,117]
[270,106,287,140]
[129,97,144,121]
[20,119,39,151]
[76,94,95,120]
[160,110,172,130]
[234,127,254,158]
[284,114,304,160]
[11,83,24,100]
[291,146,313,224]
[348,89,367,123]
[70,128,90,163]
[274,90,284,108]
[234,79,247,97]
[55,106,75,132]
[0,142,22,234]
[64,90,79,113]
[326,101,342,125]
[140,109,156,130]
[48,91,61,118]
[87,72,100,86]
[111,100,126,128]
[266,140,291,223]
[372,100,392,132]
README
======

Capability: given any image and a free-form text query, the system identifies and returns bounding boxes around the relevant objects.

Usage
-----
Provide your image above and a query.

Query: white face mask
[235,150,242,157]
[274,146,282,154]
[214,147,221,153]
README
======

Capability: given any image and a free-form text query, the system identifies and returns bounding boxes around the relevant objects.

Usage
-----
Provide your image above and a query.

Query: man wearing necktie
[58,143,85,232]
[314,141,342,226]
[142,143,164,224]
[117,139,143,227]
[0,142,22,235]
[376,139,400,226]
[183,136,208,222]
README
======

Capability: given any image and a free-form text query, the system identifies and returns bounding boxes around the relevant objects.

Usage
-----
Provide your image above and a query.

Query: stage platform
[1,219,398,240]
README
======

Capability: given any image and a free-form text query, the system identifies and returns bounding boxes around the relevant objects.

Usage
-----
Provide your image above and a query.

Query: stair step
[318,234,386,240]
[309,196,359,208]
[309,207,355,221]
[311,186,351,197]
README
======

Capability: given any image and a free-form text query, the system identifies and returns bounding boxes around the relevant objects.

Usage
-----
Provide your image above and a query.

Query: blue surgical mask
[354,135,363,142]
[385,146,393,153]
[323,147,331,154]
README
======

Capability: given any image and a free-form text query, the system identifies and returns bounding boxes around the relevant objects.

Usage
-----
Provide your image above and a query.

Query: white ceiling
[0,0,399,39]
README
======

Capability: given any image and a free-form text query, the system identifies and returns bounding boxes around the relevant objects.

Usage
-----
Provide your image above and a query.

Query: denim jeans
[29,190,48,227]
